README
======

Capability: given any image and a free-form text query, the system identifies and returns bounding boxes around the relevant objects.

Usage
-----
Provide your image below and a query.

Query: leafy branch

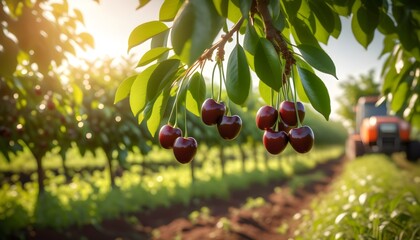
[198,17,245,63]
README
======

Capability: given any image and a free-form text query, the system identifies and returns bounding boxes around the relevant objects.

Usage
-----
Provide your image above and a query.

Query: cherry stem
[218,61,223,102]
[220,62,231,115]
[270,88,274,107]
[184,102,188,137]
[211,62,218,100]
[291,71,302,127]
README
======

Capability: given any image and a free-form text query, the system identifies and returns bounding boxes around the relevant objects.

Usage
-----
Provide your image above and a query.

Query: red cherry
[159,124,182,149]
[217,115,242,140]
[173,137,197,164]
[278,120,293,132]
[34,85,42,96]
[289,126,314,153]
[263,129,288,155]
[279,101,305,126]
[256,106,278,130]
[46,99,56,110]
[201,98,226,125]
[0,126,12,138]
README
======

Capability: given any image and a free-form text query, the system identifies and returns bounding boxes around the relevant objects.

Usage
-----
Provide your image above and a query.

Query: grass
[0,145,343,237]
[294,154,420,240]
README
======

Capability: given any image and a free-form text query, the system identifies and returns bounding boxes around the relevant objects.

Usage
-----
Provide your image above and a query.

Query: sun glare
[67,0,162,66]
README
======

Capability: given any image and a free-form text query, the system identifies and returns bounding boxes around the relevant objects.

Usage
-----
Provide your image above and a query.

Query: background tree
[336,69,380,130]
[0,0,93,194]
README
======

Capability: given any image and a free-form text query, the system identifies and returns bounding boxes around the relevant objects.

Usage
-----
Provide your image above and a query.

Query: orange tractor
[346,96,419,161]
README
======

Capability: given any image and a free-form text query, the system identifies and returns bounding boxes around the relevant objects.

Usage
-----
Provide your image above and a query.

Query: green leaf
[291,18,320,47]
[258,80,274,106]
[186,72,206,116]
[226,44,251,105]
[151,30,169,48]
[331,12,342,38]
[297,65,331,120]
[244,50,255,72]
[280,0,302,21]
[171,0,224,65]
[72,84,83,105]
[391,82,408,113]
[254,38,282,91]
[234,0,252,19]
[212,0,229,17]
[244,23,260,55]
[159,0,183,21]
[147,59,180,102]
[73,9,84,24]
[146,84,171,137]
[136,0,151,9]
[79,32,94,48]
[292,66,310,103]
[332,0,355,16]
[227,0,242,23]
[129,65,157,116]
[297,44,337,78]
[137,47,171,67]
[377,10,396,35]
[351,1,379,48]
[128,21,168,52]
[115,75,137,104]
[308,0,335,34]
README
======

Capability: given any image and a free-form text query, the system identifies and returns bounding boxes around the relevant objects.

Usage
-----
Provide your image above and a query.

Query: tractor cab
[346,96,418,161]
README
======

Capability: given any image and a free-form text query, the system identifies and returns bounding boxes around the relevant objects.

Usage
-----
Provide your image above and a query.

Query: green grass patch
[0,145,343,236]
[295,154,420,240]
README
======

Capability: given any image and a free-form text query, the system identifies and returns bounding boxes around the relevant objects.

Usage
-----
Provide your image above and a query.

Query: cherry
[201,98,226,125]
[0,126,12,138]
[289,126,314,153]
[217,115,242,140]
[256,105,278,130]
[263,129,288,155]
[279,101,305,126]
[159,124,182,149]
[46,99,56,110]
[34,85,42,96]
[173,137,197,164]
[278,120,293,132]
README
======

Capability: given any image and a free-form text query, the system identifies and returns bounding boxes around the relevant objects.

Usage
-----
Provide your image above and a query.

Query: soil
[21,156,346,240]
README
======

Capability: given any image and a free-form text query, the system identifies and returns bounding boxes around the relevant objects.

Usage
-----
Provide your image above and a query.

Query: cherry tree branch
[256,0,295,76]
[198,17,245,63]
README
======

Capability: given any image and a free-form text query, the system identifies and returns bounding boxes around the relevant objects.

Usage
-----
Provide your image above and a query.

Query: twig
[256,0,295,76]
[198,17,245,63]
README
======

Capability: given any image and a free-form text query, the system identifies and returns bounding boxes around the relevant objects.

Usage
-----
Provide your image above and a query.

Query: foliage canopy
[118,0,420,134]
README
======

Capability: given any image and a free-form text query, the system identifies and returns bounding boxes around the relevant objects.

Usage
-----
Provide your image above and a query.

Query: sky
[69,0,386,120]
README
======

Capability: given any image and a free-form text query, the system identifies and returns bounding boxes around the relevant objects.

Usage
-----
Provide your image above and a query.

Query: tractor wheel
[346,135,365,159]
[406,141,420,162]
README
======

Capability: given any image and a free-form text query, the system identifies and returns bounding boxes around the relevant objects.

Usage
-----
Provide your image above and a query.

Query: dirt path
[24,156,346,240]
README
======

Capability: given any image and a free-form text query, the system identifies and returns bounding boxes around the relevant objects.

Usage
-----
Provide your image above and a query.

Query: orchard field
[1,0,420,239]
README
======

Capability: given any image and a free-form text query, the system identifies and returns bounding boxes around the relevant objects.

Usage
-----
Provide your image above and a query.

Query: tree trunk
[239,144,247,173]
[105,151,116,189]
[35,154,45,195]
[220,145,225,178]
[264,151,270,170]
[190,157,196,184]
[252,142,259,170]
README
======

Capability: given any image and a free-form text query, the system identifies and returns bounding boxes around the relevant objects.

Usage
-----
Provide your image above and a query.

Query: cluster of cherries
[256,100,314,154]
[200,98,242,140]
[158,98,242,164]
[158,124,195,164]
